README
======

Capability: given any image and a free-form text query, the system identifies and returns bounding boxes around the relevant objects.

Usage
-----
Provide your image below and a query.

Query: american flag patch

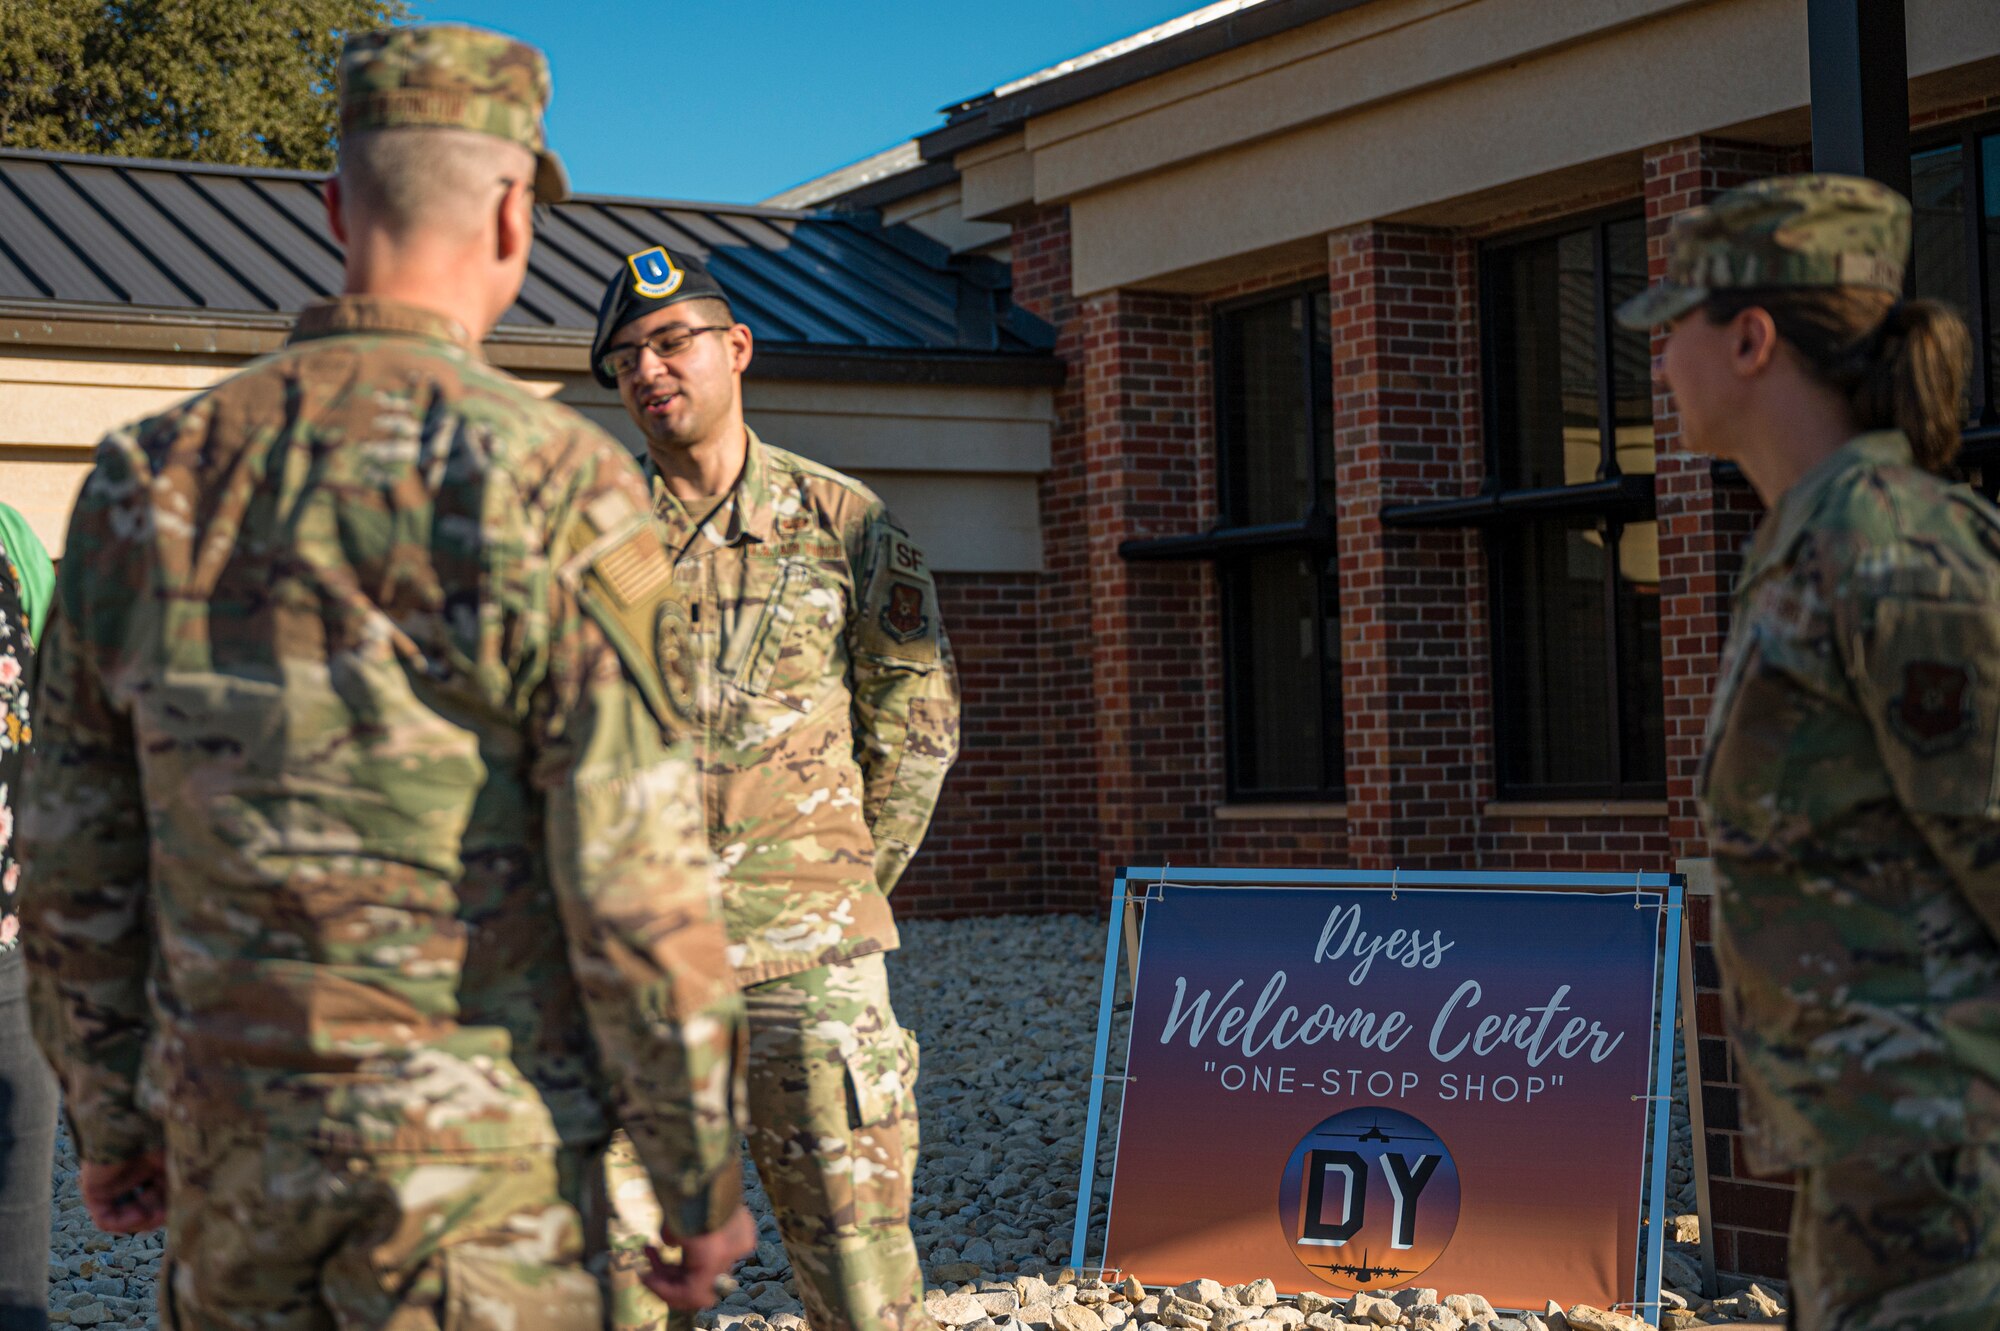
[595,531,672,607]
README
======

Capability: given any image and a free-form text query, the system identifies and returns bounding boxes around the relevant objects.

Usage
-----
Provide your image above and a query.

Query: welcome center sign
[1079,869,1680,1312]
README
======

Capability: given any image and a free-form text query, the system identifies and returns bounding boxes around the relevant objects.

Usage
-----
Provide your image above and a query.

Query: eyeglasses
[600,326,733,380]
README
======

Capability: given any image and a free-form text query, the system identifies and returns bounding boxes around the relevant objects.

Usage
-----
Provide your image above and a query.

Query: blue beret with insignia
[589,244,733,386]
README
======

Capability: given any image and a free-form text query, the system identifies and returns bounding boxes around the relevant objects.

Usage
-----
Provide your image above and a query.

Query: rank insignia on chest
[1891,660,1975,754]
[881,580,928,643]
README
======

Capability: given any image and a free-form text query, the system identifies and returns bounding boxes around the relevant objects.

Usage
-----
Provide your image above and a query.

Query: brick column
[1645,135,1792,1280]
[1008,208,1095,912]
[1010,209,1218,910]
[1075,290,1217,901]
[1328,225,1482,869]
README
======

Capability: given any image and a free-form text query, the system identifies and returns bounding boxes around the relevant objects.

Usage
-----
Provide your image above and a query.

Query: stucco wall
[0,342,1051,573]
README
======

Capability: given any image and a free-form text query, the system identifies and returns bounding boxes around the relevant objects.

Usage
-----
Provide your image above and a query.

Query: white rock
[1562,1307,1645,1331]
[1053,1306,1108,1331]
[932,1294,995,1327]
[1744,1284,1786,1319]
[1240,1281,1280,1308]
[1177,1281,1232,1310]
[1409,1308,1463,1331]
[1350,1292,1404,1327]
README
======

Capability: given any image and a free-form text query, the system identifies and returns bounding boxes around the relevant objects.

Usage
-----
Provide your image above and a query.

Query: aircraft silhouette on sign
[1304,1248,1417,1285]
[1312,1117,1431,1146]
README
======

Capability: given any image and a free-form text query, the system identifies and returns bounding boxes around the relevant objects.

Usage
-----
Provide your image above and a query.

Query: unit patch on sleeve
[881,579,929,644]
[1891,660,1974,755]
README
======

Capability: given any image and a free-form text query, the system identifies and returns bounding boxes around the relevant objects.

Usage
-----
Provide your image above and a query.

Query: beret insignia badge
[628,246,685,300]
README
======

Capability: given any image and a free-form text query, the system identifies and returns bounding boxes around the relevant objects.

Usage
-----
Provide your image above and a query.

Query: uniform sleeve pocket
[738,560,838,711]
[1861,597,2000,818]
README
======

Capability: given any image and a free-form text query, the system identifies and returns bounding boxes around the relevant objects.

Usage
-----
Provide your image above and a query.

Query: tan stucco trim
[958,133,1037,222]
[1484,801,1670,820]
[1072,0,2000,293]
[1215,802,1348,821]
[1026,0,1692,205]
[0,345,1053,571]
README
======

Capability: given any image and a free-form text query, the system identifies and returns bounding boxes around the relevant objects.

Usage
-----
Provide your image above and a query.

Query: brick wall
[1643,135,1798,1281]
[897,125,1975,1286]
[1329,225,1485,868]
[897,572,1047,916]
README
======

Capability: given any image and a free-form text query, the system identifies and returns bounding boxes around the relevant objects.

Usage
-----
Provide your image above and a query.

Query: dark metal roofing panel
[0,240,43,300]
[133,173,317,312]
[0,169,130,303]
[0,148,1055,367]
[6,160,196,307]
[67,165,269,311]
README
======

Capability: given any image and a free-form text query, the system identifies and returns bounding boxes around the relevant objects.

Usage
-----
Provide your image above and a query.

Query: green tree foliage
[0,0,412,170]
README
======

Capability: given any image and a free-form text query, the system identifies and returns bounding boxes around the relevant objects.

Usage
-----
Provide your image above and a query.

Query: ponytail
[1703,288,1973,475]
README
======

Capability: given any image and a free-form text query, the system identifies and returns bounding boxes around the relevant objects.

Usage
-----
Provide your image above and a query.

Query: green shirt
[0,504,53,643]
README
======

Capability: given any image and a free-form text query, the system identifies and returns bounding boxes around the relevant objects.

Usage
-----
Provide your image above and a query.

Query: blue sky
[410,1,1202,204]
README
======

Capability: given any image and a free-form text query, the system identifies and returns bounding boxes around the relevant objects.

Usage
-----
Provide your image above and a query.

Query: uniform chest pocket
[734,556,845,712]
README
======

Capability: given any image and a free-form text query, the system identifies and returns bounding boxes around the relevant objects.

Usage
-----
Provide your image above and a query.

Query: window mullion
[1593,222,1619,480]
[1965,129,1995,425]
[1602,520,1626,795]
[1297,293,1320,500]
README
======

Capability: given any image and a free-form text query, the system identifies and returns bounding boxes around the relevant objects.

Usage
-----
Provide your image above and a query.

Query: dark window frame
[1477,206,1667,802]
[1124,280,1347,802]
[1911,110,2000,446]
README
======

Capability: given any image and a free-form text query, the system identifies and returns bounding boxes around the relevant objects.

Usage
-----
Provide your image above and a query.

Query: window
[1481,213,1664,798]
[1212,288,1344,800]
[1910,120,2000,439]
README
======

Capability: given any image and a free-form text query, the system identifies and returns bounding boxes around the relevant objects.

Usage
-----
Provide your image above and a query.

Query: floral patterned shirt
[0,532,32,951]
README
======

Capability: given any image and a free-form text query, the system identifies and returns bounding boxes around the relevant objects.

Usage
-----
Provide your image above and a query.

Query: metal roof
[0,147,1056,383]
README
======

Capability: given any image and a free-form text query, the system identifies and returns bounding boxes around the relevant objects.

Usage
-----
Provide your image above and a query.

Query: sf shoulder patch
[881,579,929,644]
[1891,660,1975,754]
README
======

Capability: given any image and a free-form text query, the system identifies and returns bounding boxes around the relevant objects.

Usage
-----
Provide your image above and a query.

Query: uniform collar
[648,425,780,554]
[288,296,476,350]
[1740,430,1912,588]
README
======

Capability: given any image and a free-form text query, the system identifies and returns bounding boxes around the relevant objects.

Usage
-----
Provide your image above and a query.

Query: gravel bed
[44,913,1764,1330]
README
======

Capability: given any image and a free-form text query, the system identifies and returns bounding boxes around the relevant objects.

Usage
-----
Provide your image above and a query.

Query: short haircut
[338,127,535,240]
[671,296,736,328]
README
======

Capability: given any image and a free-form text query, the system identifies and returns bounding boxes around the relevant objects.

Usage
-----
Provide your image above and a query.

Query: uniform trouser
[1788,1144,2000,1331]
[606,954,935,1331]
[159,1120,614,1331]
[0,948,59,1331]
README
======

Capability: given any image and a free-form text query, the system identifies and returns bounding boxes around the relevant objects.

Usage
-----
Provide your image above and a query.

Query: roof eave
[916,0,1382,164]
[0,300,1063,387]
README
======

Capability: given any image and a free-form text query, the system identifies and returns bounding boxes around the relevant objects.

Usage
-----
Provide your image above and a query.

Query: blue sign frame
[1070,866,1686,1318]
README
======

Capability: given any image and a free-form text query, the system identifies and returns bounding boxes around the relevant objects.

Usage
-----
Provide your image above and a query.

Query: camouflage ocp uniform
[1622,176,2000,1328]
[652,429,957,983]
[598,419,957,1331]
[21,71,746,1319]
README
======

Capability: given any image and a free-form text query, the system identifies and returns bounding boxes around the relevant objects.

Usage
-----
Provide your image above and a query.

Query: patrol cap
[1615,173,1909,329]
[339,23,570,203]
[589,245,735,387]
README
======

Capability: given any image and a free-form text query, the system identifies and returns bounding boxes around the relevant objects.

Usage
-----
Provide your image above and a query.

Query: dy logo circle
[1276,1106,1462,1293]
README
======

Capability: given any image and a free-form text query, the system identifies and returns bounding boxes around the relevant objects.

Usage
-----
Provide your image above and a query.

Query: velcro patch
[595,530,672,607]
[1892,660,1974,754]
[880,579,928,644]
